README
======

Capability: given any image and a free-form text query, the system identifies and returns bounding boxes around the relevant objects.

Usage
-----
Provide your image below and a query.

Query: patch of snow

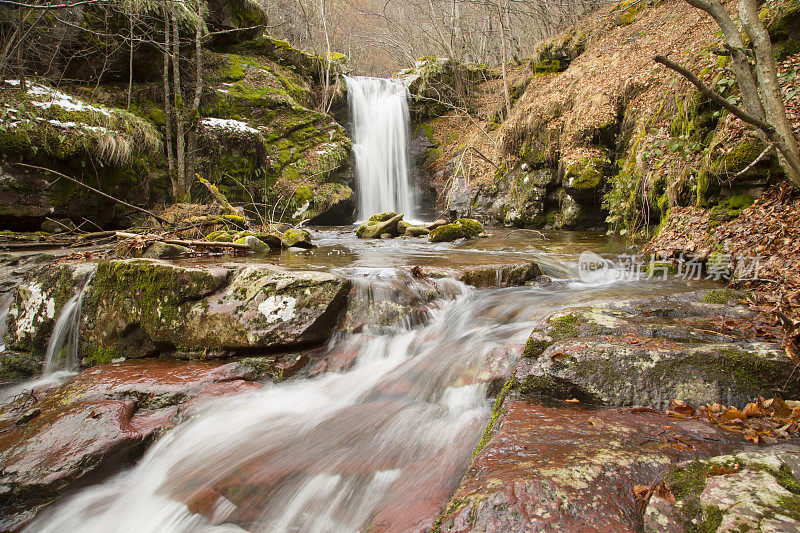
[5,79,112,116]
[202,117,258,134]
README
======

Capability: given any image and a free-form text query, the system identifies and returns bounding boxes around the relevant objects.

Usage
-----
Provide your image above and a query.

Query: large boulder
[437,397,743,532]
[644,446,800,532]
[516,291,800,408]
[428,218,483,243]
[0,360,262,530]
[458,262,542,288]
[79,260,351,362]
[3,263,95,360]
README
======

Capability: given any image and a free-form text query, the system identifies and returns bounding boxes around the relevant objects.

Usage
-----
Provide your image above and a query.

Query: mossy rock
[368,212,400,222]
[428,218,483,243]
[356,214,404,239]
[281,228,313,248]
[562,156,608,195]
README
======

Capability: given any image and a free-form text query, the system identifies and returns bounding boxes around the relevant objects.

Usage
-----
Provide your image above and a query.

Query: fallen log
[115,231,251,250]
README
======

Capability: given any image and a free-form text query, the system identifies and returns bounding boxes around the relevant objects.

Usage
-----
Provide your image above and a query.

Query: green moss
[708,194,755,226]
[471,377,514,461]
[83,346,122,366]
[563,157,606,190]
[710,139,768,177]
[777,465,800,495]
[282,228,311,247]
[548,313,579,340]
[530,58,564,75]
[522,335,550,359]
[701,288,746,304]
[369,212,399,222]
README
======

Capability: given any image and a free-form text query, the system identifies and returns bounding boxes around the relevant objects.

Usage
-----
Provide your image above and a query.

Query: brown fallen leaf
[668,399,696,417]
[589,416,605,428]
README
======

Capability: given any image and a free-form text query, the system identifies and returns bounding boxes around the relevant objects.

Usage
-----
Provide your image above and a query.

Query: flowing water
[26,229,717,532]
[345,77,416,220]
[43,271,94,375]
[0,291,12,354]
[0,269,95,404]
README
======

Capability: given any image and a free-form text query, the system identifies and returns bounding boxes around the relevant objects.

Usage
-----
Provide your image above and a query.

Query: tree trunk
[685,0,764,120]
[497,0,511,116]
[171,7,186,201]
[163,3,175,194]
[127,10,134,111]
[186,4,204,189]
[739,0,800,185]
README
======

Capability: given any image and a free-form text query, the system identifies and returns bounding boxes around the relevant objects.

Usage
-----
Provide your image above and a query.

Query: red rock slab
[0,359,261,531]
[438,399,746,532]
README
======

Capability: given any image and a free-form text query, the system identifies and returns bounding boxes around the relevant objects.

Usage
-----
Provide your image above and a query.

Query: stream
[17,228,717,532]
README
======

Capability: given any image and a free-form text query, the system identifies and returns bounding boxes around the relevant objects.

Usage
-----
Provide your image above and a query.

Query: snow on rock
[201,117,259,134]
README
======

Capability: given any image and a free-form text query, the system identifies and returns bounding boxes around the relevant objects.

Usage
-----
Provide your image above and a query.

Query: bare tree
[656,0,800,186]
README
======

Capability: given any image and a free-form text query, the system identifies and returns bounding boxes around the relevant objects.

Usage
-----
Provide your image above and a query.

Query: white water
[28,272,554,532]
[346,76,416,220]
[0,272,94,405]
[0,292,11,353]
[43,271,94,375]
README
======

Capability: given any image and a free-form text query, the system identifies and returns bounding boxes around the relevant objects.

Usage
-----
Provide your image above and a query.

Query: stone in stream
[427,218,449,230]
[404,225,430,237]
[356,212,404,239]
[141,241,192,259]
[437,397,746,532]
[281,228,313,249]
[643,446,800,532]
[516,290,800,408]
[428,218,483,243]
[79,259,351,362]
[458,261,542,288]
[243,235,269,253]
[0,359,263,531]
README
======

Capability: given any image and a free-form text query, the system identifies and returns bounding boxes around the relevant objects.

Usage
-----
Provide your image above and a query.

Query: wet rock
[0,359,262,531]
[427,218,449,230]
[356,213,404,239]
[428,218,483,243]
[404,225,430,237]
[438,397,744,532]
[142,241,192,259]
[516,291,800,408]
[80,260,351,360]
[243,235,269,253]
[458,261,542,288]
[341,271,461,332]
[3,262,95,357]
[281,229,313,249]
[644,446,800,532]
[307,187,356,226]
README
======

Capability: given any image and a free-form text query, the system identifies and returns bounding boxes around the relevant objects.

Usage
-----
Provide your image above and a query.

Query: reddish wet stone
[0,359,261,530]
[438,398,747,532]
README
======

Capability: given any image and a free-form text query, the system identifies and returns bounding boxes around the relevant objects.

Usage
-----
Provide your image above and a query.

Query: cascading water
[0,292,12,353]
[0,270,95,404]
[27,271,549,532]
[346,76,416,220]
[43,271,94,375]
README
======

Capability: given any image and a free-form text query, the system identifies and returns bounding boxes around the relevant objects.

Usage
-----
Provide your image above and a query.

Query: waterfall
[346,76,416,220]
[0,292,12,353]
[43,271,94,375]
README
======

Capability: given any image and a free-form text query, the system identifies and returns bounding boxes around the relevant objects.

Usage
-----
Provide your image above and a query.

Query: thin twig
[15,163,169,225]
